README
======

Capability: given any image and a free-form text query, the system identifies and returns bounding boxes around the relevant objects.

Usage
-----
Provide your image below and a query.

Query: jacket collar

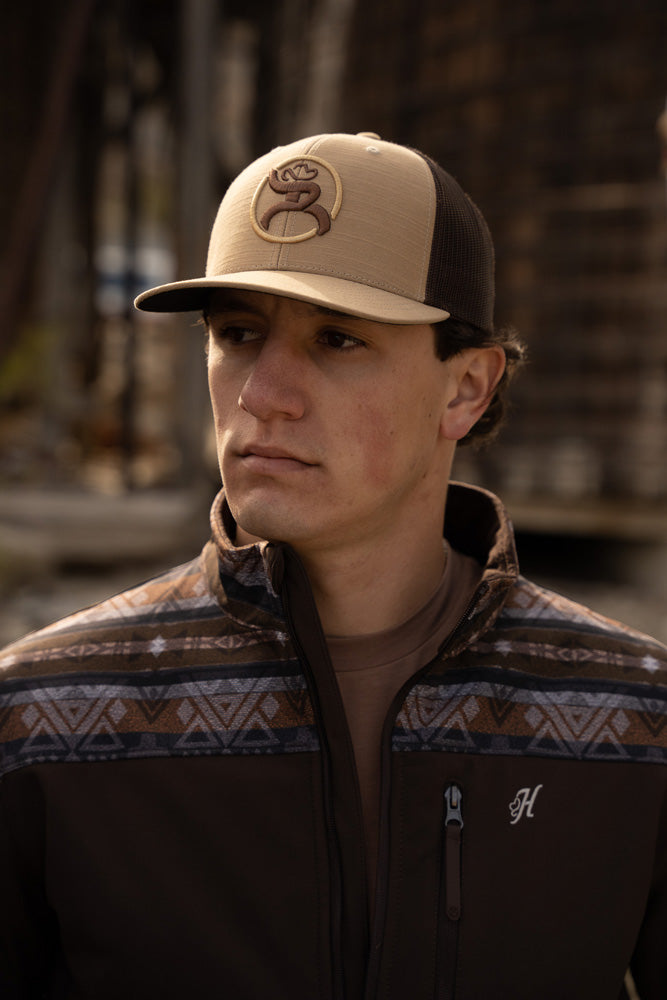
[206,490,286,626]
[444,481,518,579]
[442,482,520,650]
[207,482,519,638]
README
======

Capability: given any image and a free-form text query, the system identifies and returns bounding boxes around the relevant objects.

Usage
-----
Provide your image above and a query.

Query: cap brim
[134,271,450,325]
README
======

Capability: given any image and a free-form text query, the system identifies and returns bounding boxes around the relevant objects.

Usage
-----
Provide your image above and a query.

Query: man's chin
[225,488,334,553]
[227,499,292,547]
[234,523,266,546]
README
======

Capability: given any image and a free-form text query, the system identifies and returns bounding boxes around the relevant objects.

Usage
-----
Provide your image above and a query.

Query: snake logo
[262,162,331,234]
[250,155,343,243]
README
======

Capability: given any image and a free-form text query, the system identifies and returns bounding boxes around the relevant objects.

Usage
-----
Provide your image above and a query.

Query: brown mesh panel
[418,153,495,333]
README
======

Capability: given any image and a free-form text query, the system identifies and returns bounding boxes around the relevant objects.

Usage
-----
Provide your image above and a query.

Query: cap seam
[276,134,329,269]
[418,155,437,304]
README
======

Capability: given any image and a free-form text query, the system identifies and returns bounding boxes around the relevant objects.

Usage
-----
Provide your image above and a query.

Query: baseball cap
[135,132,495,331]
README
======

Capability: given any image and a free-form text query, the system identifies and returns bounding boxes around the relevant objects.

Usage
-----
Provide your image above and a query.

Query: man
[1,132,665,999]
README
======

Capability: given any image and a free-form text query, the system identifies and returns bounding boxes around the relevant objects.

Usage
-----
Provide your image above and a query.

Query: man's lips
[238,445,317,472]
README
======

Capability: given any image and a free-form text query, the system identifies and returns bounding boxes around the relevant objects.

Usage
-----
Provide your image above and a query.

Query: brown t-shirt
[327,544,482,904]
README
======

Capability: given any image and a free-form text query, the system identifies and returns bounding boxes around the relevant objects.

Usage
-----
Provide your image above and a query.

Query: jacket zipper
[365,590,487,1000]
[281,586,347,1000]
[278,547,370,1000]
[436,783,464,1000]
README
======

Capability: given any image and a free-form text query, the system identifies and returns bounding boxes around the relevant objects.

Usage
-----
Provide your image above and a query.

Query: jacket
[1,483,666,999]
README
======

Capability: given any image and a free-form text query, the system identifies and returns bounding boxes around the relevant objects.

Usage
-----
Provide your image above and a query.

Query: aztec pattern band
[2,530,666,777]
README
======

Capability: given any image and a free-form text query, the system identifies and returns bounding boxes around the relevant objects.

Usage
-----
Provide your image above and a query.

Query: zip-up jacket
[1,483,666,999]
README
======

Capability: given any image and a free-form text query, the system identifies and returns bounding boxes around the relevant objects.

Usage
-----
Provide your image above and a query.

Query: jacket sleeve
[0,770,61,999]
[629,781,667,999]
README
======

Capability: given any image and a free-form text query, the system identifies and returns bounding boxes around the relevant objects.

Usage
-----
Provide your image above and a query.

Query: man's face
[206,290,460,558]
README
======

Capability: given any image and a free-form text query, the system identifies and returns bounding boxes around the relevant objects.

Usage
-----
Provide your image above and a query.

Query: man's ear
[441,346,506,441]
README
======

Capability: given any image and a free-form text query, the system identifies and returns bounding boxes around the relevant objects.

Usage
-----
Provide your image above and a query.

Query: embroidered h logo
[509,784,543,825]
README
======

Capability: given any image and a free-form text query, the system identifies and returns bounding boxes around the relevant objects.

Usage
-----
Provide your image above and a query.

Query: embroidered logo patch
[509,784,543,824]
[250,155,343,243]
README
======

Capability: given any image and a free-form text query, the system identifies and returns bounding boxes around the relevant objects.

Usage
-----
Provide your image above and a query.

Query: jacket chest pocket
[435,783,464,1000]
[377,755,659,1000]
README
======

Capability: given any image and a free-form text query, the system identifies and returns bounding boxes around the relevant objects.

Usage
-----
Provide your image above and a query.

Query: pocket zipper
[437,783,464,1000]
[444,784,463,921]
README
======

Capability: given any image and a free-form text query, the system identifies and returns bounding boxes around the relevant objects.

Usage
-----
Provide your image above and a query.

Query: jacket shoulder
[395,575,667,762]
[494,575,667,682]
[0,549,313,778]
[505,574,659,632]
[0,554,219,680]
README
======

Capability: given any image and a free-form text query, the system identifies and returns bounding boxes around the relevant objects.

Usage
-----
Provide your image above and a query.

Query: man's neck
[233,489,451,637]
[297,527,447,637]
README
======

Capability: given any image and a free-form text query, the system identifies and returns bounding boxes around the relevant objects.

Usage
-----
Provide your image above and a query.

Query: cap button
[356,131,381,140]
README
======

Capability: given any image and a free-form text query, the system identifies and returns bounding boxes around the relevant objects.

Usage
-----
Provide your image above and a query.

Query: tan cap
[135,132,495,331]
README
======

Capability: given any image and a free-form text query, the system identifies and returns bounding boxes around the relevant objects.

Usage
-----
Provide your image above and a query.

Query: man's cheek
[354,417,400,488]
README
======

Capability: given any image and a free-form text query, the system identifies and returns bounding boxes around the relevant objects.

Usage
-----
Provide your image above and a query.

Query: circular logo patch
[250,155,343,243]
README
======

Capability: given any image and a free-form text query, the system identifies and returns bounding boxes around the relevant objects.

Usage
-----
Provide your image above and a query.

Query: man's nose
[237,339,307,420]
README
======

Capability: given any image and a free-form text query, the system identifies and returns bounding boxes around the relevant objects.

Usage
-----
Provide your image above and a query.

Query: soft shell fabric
[1,483,666,999]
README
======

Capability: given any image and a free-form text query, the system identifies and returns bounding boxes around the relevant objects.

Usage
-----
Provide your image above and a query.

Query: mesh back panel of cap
[419,154,495,333]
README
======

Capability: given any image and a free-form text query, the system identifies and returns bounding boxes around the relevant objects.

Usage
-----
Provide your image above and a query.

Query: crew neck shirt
[327,543,482,906]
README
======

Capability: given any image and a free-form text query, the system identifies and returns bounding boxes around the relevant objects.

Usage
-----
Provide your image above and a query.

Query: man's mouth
[239,445,316,472]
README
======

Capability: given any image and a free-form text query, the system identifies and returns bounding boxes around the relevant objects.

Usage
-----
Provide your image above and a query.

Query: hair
[434,318,526,447]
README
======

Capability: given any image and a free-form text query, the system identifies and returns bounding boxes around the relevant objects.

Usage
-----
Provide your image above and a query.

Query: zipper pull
[445,784,464,828]
[444,784,463,921]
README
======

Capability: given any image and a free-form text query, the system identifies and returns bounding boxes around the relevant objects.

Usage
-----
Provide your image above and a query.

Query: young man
[1,133,665,999]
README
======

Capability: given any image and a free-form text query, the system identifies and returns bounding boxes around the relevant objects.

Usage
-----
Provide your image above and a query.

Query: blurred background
[1,0,667,644]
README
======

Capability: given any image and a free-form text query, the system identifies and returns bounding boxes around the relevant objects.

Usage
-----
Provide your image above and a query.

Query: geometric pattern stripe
[393,667,667,762]
[3,490,667,775]
[0,662,319,777]
[0,627,292,673]
[468,638,666,677]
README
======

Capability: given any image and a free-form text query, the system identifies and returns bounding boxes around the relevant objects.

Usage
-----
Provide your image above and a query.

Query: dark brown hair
[434,318,526,447]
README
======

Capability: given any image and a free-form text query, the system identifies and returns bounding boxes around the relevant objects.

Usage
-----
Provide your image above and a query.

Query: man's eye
[321,329,365,351]
[215,325,261,345]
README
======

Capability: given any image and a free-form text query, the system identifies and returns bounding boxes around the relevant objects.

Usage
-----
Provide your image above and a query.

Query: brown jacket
[1,484,666,999]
